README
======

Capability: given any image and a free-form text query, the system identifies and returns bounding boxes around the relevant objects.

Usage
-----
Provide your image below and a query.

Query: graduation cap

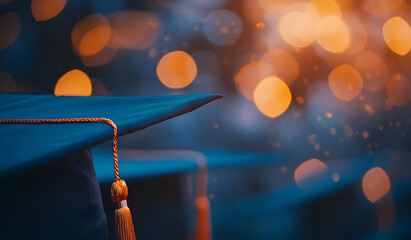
[0,93,221,240]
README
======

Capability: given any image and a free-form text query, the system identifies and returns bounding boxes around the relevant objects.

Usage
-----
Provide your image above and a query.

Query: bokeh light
[71,14,111,57]
[382,16,411,56]
[294,158,328,190]
[316,16,351,53]
[253,76,292,118]
[309,0,341,17]
[278,10,316,48]
[261,49,299,85]
[362,167,391,203]
[257,0,290,14]
[362,0,403,20]
[242,0,265,24]
[354,51,388,92]
[0,12,21,50]
[328,64,363,102]
[31,0,66,22]
[79,25,111,57]
[156,51,197,89]
[54,69,92,96]
[80,45,118,67]
[386,74,411,106]
[90,78,110,96]
[344,16,367,55]
[0,71,17,93]
[109,11,162,50]
[235,61,274,101]
[203,9,243,46]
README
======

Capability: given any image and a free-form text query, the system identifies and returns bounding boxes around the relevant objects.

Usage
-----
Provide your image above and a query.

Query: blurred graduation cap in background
[93,149,284,239]
[0,93,221,239]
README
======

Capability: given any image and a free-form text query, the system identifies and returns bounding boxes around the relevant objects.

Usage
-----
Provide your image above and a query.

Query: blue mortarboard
[0,93,221,239]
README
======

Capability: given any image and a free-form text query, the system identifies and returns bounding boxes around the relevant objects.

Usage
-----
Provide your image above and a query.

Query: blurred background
[1,0,410,239]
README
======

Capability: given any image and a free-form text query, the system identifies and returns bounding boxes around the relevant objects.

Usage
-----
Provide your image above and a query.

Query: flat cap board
[0,93,221,177]
[93,149,284,183]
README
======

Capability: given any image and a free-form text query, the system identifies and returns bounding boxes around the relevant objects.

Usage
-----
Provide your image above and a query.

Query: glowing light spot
[364,104,375,116]
[31,0,66,22]
[326,112,332,118]
[74,22,120,66]
[79,25,111,56]
[344,16,367,55]
[330,127,337,135]
[362,167,391,203]
[253,76,292,118]
[156,51,197,89]
[71,14,111,57]
[314,143,321,150]
[295,159,328,190]
[362,0,403,20]
[328,64,363,102]
[203,9,242,46]
[296,96,304,104]
[80,45,118,67]
[243,0,265,24]
[278,11,316,48]
[293,109,302,118]
[54,69,92,96]
[332,173,340,182]
[386,74,411,106]
[316,16,350,53]
[309,0,341,17]
[0,71,17,93]
[257,0,290,14]
[362,131,369,138]
[344,125,354,137]
[383,17,411,55]
[90,78,109,96]
[308,134,317,144]
[0,12,21,50]
[109,11,162,50]
[256,22,265,28]
[354,51,388,92]
[220,26,229,34]
[261,49,299,85]
[234,61,274,101]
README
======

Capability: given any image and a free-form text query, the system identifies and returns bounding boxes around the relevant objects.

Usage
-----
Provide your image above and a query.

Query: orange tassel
[196,196,211,240]
[111,180,136,240]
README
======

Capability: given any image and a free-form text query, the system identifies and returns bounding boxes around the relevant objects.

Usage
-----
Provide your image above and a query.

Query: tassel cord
[0,117,136,240]
[0,118,120,181]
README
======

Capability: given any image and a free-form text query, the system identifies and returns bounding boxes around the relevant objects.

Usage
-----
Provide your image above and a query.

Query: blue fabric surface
[0,149,109,240]
[93,149,284,183]
[0,93,222,176]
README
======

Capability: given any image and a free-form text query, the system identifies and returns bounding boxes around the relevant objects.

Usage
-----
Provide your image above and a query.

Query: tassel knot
[111,179,128,202]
